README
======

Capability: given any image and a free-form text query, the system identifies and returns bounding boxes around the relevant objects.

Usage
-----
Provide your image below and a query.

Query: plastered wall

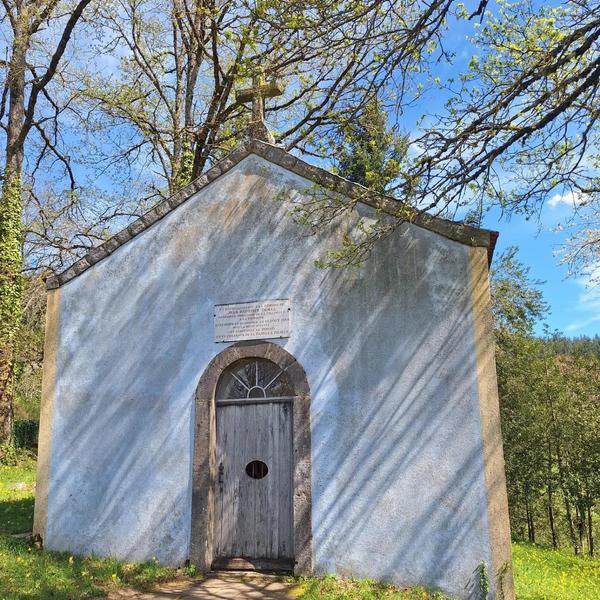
[40,154,508,599]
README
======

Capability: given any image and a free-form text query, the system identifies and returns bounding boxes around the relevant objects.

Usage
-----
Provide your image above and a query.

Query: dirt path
[108,572,300,600]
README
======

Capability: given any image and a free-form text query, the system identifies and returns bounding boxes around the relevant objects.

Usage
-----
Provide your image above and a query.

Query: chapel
[33,89,515,600]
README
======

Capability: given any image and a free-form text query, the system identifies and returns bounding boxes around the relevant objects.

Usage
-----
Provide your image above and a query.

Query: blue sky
[404,5,600,338]
[485,204,600,337]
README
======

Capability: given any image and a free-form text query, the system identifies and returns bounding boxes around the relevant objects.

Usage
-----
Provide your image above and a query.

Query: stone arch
[190,341,312,574]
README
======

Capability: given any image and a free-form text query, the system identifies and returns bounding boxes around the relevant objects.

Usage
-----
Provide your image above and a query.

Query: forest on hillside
[492,248,600,557]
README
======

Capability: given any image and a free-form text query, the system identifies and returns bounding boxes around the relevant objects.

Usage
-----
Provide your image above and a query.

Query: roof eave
[46,139,498,290]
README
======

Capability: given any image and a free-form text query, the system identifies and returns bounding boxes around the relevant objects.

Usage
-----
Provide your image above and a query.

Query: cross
[236,74,284,143]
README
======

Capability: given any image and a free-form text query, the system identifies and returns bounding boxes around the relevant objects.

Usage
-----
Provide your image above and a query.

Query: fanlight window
[216,358,294,400]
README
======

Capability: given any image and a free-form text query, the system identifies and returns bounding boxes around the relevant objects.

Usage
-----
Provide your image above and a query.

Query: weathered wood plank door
[213,359,294,571]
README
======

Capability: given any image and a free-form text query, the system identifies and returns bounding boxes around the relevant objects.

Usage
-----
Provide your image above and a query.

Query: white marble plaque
[214,299,291,343]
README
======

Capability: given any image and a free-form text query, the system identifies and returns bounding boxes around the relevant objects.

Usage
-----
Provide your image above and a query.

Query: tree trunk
[576,503,586,554]
[587,505,594,557]
[549,399,579,554]
[0,22,27,442]
[525,491,535,543]
[546,442,558,548]
[541,364,576,553]
[0,0,92,441]
[563,495,579,555]
[547,483,558,549]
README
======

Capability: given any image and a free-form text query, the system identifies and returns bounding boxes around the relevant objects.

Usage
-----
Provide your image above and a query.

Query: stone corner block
[45,275,60,290]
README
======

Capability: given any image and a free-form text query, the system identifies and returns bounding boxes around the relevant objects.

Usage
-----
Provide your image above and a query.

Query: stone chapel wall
[40,154,504,599]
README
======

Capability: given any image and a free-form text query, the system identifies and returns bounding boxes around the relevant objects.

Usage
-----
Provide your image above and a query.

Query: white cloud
[548,191,584,208]
[564,265,600,333]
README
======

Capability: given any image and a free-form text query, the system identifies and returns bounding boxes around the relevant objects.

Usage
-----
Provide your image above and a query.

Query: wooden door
[214,400,293,569]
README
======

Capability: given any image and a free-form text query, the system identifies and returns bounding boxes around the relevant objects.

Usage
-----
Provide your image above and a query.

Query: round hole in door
[245,460,268,479]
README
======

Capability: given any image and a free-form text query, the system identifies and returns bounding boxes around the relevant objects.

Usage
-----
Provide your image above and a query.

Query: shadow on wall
[306,230,497,599]
[46,156,500,599]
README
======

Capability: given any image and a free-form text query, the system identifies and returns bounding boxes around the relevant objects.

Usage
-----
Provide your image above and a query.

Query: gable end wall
[36,154,512,599]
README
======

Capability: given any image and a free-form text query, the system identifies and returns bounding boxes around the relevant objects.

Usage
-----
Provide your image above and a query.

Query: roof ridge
[46,139,497,289]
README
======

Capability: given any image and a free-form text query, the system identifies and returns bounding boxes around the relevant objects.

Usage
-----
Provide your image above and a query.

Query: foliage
[492,247,600,557]
[0,0,597,282]
[335,99,408,194]
[293,99,411,268]
[71,0,453,204]
[12,420,38,449]
[0,443,19,467]
[498,333,600,555]
[474,562,489,600]
[0,457,36,534]
[293,575,453,599]
[490,246,548,336]
[560,204,600,286]
[413,1,600,255]
[0,176,24,440]
[512,541,600,600]
[0,0,93,442]
[0,177,23,344]
[13,276,45,422]
[545,334,600,360]
[274,0,600,271]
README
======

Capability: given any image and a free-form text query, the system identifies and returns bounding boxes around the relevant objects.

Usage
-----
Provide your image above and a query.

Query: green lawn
[0,458,191,598]
[293,576,452,598]
[1,459,600,598]
[512,541,600,600]
[0,458,36,534]
[0,534,185,599]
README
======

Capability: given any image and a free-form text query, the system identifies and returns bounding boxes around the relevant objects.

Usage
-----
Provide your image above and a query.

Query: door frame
[190,341,313,574]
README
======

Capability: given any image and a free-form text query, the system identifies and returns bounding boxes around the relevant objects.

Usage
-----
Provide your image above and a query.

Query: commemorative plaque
[214,299,291,343]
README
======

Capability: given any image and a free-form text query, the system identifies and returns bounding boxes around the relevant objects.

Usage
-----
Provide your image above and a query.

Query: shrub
[13,419,38,449]
[0,442,35,466]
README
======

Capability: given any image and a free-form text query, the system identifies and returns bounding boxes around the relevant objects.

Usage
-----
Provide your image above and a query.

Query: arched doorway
[190,342,312,574]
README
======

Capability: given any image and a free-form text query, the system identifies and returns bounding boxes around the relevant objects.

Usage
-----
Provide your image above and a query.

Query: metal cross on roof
[236,74,283,144]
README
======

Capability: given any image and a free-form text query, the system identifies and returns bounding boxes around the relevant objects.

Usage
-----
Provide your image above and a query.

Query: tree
[492,247,600,556]
[15,1,597,277]
[71,0,458,201]
[556,353,600,556]
[560,201,600,286]
[335,98,407,193]
[413,0,599,222]
[491,247,549,541]
[496,332,546,542]
[0,0,92,440]
[490,246,549,336]
[292,0,600,271]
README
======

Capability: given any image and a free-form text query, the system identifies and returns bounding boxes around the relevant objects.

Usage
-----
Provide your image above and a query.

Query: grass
[0,534,191,599]
[293,576,453,599]
[0,455,193,599]
[0,455,36,534]
[512,541,600,600]
[2,458,600,598]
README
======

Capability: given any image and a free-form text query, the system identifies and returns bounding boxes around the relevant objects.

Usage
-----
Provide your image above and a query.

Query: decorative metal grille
[216,358,294,400]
